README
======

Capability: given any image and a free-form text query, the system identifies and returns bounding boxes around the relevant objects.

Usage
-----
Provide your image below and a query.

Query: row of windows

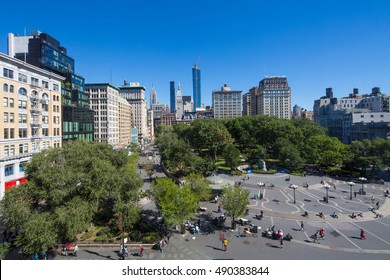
[3,127,60,139]
[3,68,60,91]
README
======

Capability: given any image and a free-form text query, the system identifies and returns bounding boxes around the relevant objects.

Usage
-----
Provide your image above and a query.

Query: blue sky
[1,0,389,110]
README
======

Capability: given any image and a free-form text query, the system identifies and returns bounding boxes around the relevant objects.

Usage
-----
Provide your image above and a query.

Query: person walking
[360,229,366,240]
[300,221,305,231]
[139,245,144,257]
[218,203,221,213]
[160,239,166,253]
[371,196,375,204]
[223,238,228,251]
[279,237,283,248]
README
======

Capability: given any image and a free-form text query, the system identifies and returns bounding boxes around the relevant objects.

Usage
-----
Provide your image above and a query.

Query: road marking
[357,223,390,245]
[296,220,311,240]
[326,222,362,250]
[374,219,390,228]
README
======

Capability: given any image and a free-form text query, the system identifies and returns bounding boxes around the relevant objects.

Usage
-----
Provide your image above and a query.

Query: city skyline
[1,0,389,110]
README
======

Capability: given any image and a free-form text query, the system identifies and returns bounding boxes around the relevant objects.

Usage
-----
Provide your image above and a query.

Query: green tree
[223,143,241,170]
[0,141,142,254]
[305,135,348,167]
[15,212,57,256]
[184,173,212,202]
[221,185,250,229]
[151,178,198,227]
[143,160,155,180]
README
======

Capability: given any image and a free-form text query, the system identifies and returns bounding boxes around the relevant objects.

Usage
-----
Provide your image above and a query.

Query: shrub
[142,232,160,244]
[96,226,111,236]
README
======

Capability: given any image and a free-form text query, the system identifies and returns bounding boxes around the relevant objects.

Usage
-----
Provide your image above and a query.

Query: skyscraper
[150,84,157,109]
[170,81,175,113]
[192,64,201,110]
[176,83,184,120]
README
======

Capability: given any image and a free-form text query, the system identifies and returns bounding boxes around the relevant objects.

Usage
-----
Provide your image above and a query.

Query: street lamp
[257,182,265,200]
[323,182,330,203]
[289,184,298,204]
[347,181,355,200]
[359,177,367,194]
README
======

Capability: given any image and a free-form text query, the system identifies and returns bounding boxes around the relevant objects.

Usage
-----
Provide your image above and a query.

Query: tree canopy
[0,141,142,255]
[150,178,198,227]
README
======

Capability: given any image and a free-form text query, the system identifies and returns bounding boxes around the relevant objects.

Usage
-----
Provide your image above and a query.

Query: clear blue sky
[1,0,389,110]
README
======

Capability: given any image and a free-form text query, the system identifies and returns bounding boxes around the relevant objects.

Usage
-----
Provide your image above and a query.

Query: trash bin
[323,197,328,203]
[260,193,263,199]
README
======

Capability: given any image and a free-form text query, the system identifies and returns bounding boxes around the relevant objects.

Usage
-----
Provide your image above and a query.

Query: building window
[4,146,9,157]
[18,114,27,123]
[3,112,8,122]
[9,112,14,123]
[19,161,27,172]
[42,81,49,89]
[3,83,8,92]
[18,73,27,83]
[3,97,8,107]
[19,144,29,155]
[53,84,59,91]
[4,128,9,139]
[19,128,27,138]
[42,128,49,136]
[9,98,14,108]
[10,85,14,93]
[18,87,27,96]
[10,145,15,156]
[10,128,14,139]
[5,164,14,176]
[3,68,14,79]
[18,100,27,109]
[31,77,39,86]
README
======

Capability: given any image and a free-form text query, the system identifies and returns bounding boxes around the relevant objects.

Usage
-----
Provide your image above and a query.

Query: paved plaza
[53,167,390,260]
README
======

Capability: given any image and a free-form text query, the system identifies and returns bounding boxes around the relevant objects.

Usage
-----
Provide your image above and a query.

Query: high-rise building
[85,84,119,147]
[170,81,175,113]
[117,96,133,148]
[258,77,291,119]
[119,81,151,146]
[212,84,242,119]
[150,84,157,109]
[192,64,201,110]
[8,31,94,141]
[242,92,251,116]
[0,53,64,199]
[176,83,184,120]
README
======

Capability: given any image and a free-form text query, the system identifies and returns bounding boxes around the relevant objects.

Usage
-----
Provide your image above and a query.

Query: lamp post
[290,184,298,204]
[359,177,367,194]
[257,182,265,200]
[348,181,355,200]
[323,182,330,203]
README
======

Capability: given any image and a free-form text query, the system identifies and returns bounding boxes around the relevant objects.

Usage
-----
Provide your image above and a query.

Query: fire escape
[30,92,42,152]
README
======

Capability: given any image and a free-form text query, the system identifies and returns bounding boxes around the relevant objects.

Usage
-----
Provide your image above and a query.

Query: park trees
[151,178,198,227]
[221,185,250,229]
[0,141,142,255]
[304,135,349,168]
[188,119,234,160]
[184,173,212,202]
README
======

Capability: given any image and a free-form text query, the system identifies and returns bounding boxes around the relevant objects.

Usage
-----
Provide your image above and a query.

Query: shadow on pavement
[84,249,116,260]
[205,245,225,251]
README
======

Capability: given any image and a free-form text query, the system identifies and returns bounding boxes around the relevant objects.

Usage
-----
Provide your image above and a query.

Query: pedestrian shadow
[350,236,362,240]
[205,245,225,251]
[84,249,116,260]
[291,228,301,231]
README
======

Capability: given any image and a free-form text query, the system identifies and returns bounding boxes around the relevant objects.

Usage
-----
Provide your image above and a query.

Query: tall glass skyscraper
[192,64,201,110]
[170,81,175,113]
